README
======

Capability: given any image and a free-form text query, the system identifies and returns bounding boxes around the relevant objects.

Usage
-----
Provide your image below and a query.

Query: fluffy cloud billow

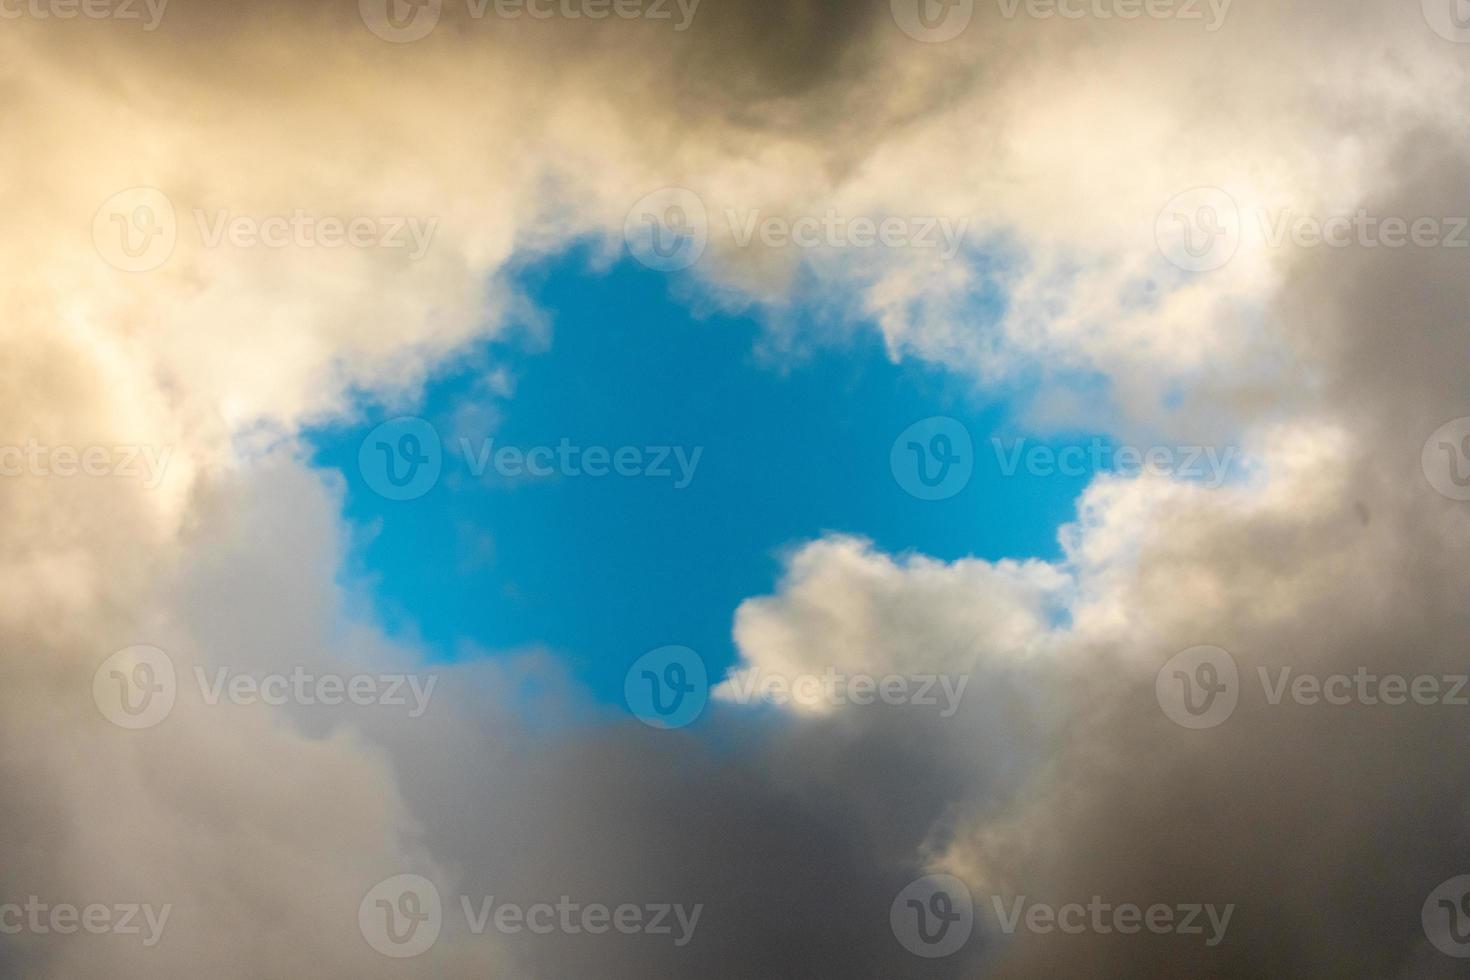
[4,0,1470,976]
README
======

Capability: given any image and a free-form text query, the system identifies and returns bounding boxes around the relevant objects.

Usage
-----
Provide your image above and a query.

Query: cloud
[6,0,1470,976]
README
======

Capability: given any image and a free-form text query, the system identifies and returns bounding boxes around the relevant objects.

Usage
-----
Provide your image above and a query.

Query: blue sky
[307,248,1096,707]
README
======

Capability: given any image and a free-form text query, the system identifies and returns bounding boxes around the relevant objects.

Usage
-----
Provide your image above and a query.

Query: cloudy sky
[6,0,1470,975]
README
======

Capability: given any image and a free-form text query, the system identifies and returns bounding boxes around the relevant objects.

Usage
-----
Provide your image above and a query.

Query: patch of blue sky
[307,246,1106,707]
